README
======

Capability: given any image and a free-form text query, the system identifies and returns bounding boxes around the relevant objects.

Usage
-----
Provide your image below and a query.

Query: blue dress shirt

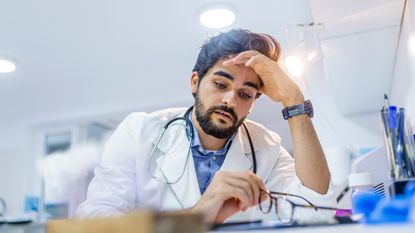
[189,114,235,195]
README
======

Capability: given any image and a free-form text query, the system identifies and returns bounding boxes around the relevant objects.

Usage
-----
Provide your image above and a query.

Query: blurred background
[0,0,414,219]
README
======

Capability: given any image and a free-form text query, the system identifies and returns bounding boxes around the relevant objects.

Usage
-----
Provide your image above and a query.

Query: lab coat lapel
[220,126,257,172]
[154,115,201,208]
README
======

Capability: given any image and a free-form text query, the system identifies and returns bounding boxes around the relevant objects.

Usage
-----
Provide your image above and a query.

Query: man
[77,29,335,223]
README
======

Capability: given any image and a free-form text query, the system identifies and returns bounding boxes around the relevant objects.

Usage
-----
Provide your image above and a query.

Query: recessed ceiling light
[199,7,235,29]
[0,58,16,73]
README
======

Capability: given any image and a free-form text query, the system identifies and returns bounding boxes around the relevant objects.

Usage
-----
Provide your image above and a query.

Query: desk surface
[1,222,414,233]
[0,223,45,233]
[211,222,415,233]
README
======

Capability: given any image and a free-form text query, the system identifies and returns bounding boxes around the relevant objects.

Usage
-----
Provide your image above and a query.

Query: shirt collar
[188,111,235,156]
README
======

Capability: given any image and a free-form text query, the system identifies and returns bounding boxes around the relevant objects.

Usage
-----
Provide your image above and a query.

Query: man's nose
[222,91,237,108]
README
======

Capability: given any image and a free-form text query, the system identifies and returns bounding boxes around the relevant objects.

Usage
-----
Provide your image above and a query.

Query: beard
[194,93,246,139]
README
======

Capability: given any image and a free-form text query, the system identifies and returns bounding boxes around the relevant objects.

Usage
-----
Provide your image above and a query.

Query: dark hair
[192,28,281,98]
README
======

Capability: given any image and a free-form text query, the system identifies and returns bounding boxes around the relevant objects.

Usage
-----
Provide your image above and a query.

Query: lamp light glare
[284,55,304,77]
[409,34,415,56]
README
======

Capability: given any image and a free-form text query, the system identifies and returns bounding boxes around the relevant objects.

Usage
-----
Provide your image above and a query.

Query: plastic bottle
[348,172,374,214]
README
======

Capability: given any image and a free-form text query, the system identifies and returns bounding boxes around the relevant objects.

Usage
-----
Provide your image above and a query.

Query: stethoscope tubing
[146,106,257,185]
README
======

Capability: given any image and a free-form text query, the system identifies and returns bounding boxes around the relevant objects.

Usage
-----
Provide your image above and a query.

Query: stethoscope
[147,106,257,185]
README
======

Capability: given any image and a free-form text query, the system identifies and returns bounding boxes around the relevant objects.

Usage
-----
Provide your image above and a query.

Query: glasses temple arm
[268,191,316,207]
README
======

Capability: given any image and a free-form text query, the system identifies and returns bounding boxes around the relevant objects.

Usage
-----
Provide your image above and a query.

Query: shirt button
[212,156,216,161]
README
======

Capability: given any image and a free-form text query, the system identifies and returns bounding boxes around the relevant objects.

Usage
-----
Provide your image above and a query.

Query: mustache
[207,105,238,123]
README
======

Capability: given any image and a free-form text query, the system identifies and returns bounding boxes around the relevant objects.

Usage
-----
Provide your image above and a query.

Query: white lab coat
[77,108,336,222]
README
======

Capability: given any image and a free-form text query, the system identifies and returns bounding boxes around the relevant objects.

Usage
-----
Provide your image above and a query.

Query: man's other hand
[191,170,267,223]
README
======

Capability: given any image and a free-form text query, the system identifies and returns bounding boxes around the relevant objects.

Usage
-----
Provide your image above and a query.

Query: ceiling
[0,0,311,118]
[0,0,406,151]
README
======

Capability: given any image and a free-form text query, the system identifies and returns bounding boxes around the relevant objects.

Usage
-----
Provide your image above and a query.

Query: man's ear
[190,71,199,95]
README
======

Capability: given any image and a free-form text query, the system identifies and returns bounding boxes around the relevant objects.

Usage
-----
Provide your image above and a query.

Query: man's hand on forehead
[223,50,267,68]
[223,50,304,106]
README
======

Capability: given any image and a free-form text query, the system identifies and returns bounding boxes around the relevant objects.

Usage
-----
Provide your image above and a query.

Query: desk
[1,222,413,233]
[212,223,415,233]
[0,223,45,233]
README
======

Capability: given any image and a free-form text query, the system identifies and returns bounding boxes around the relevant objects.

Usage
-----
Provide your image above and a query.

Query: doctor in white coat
[77,29,336,223]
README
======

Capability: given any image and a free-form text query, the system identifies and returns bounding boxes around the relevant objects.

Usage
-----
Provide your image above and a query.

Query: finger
[233,50,262,62]
[240,171,260,206]
[225,171,262,206]
[244,171,267,206]
[259,190,270,204]
[218,170,265,206]
[223,50,262,66]
[255,175,267,191]
[245,55,264,68]
[251,180,261,205]
[222,175,255,206]
[214,171,252,209]
[224,185,252,211]
[223,57,249,66]
[249,172,266,205]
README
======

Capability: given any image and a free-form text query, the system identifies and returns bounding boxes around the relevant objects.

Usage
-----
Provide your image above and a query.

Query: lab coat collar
[220,124,259,172]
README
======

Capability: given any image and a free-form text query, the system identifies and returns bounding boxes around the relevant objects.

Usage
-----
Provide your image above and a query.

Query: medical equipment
[147,106,257,184]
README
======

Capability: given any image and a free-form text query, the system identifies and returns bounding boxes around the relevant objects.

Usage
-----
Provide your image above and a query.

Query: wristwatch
[282,100,314,120]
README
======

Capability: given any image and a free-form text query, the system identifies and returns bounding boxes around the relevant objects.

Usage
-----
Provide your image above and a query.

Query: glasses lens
[259,192,272,214]
[276,197,294,224]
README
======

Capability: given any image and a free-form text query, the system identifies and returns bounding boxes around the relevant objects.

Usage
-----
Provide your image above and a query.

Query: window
[44,131,72,155]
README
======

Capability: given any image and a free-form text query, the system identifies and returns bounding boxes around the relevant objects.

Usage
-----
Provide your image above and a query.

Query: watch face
[282,100,313,119]
[288,105,305,116]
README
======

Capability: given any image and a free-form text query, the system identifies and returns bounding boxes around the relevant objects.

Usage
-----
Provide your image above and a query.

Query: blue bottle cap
[388,106,398,129]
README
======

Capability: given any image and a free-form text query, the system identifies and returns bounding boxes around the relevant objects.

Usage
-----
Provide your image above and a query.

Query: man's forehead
[210,60,261,85]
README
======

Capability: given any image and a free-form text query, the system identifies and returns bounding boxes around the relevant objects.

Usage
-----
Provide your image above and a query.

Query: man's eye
[214,81,226,89]
[240,92,253,100]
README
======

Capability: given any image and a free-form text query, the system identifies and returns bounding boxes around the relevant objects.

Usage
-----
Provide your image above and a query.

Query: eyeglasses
[258,190,341,224]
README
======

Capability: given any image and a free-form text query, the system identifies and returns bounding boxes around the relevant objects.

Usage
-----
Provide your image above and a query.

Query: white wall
[0,99,195,215]
[391,0,415,122]
[0,118,27,214]
[302,54,384,185]
[300,57,383,154]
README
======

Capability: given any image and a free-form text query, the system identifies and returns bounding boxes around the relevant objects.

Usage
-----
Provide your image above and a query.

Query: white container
[348,172,373,190]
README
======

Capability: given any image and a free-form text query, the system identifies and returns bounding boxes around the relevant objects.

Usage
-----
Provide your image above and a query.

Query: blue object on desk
[354,181,415,224]
[369,196,411,223]
[405,180,415,196]
[352,191,380,216]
